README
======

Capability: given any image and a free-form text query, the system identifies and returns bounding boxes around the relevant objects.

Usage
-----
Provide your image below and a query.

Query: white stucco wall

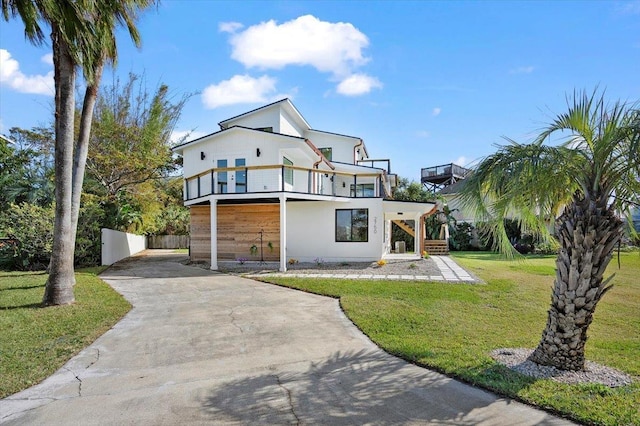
[305,130,361,164]
[101,228,146,266]
[286,199,386,262]
[223,107,281,133]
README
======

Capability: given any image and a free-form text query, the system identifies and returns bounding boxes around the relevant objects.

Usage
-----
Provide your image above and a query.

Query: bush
[75,196,106,266]
[0,203,54,270]
[449,222,474,251]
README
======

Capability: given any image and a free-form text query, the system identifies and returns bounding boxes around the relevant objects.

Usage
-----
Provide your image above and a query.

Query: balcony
[421,163,471,192]
[184,164,393,201]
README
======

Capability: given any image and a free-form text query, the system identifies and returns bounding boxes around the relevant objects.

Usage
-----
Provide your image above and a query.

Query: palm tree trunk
[528,194,623,370]
[70,62,104,245]
[43,29,76,306]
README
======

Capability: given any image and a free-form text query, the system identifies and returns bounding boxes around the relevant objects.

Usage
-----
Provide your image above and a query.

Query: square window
[336,209,368,242]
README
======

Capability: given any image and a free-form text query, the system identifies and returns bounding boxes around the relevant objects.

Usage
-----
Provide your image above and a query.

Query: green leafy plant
[249,245,258,256]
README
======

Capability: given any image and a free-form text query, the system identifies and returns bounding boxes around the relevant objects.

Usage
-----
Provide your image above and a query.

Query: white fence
[101,228,147,266]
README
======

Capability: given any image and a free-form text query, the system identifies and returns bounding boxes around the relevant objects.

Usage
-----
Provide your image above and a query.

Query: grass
[260,250,640,426]
[0,268,131,398]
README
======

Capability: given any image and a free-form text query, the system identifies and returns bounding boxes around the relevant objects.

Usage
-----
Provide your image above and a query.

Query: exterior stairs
[391,220,415,237]
[424,239,449,255]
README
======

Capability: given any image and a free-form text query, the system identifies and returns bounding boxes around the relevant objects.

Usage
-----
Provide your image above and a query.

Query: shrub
[449,222,474,251]
[0,203,54,270]
[75,195,106,266]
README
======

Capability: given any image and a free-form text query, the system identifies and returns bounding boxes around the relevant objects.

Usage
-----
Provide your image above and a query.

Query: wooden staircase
[424,239,449,255]
[391,220,415,237]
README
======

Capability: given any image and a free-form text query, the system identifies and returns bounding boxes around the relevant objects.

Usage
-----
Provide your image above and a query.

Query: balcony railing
[421,163,471,181]
[184,164,392,201]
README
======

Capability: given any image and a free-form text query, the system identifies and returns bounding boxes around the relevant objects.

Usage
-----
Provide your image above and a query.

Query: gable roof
[437,179,467,195]
[218,98,311,131]
[171,125,305,154]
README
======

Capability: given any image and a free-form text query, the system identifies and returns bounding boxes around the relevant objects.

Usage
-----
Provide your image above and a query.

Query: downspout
[310,139,323,194]
[354,139,364,164]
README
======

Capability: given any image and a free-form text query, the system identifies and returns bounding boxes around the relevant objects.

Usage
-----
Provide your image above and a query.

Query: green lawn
[260,251,640,426]
[0,268,131,398]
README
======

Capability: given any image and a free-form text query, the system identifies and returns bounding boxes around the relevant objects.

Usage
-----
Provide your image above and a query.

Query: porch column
[414,214,421,255]
[279,194,287,272]
[210,198,218,270]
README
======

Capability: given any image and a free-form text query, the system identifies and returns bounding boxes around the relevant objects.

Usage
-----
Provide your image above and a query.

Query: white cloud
[416,130,430,139]
[454,156,468,166]
[202,74,277,109]
[219,21,244,33]
[228,15,370,77]
[41,53,53,65]
[616,1,640,15]
[171,129,208,145]
[336,74,382,96]
[0,49,54,96]
[432,107,441,116]
[509,66,534,74]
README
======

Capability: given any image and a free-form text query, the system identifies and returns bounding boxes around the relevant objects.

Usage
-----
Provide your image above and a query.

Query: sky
[1,0,639,182]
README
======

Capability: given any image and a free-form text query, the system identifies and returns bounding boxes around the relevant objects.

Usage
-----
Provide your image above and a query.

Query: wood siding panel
[189,204,280,262]
[190,205,211,261]
[218,204,280,261]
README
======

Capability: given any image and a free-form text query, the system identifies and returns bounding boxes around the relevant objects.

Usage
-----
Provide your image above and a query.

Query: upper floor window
[235,158,246,193]
[335,209,368,242]
[217,159,227,193]
[283,157,293,186]
[350,183,375,197]
[319,147,332,161]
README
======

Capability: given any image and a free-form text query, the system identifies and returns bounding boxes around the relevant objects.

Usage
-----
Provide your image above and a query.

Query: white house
[173,99,436,271]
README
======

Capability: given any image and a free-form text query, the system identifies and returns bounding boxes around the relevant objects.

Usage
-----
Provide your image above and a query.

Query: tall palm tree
[460,90,640,371]
[2,0,154,305]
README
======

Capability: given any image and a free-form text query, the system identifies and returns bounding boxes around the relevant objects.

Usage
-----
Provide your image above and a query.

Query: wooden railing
[184,164,393,201]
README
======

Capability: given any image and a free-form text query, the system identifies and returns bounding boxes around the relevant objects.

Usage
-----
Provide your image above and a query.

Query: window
[350,183,375,197]
[336,209,368,242]
[235,158,246,193]
[217,159,227,193]
[283,157,293,186]
[319,147,332,161]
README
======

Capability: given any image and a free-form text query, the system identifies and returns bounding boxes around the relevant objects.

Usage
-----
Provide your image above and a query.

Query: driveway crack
[274,374,300,425]
[63,367,82,397]
[86,348,100,369]
[229,308,244,334]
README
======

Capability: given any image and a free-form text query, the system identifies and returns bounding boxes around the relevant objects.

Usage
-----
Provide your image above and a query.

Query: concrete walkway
[248,255,478,282]
[1,252,572,425]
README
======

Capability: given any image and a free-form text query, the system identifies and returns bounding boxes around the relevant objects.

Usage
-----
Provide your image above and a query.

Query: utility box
[395,241,406,253]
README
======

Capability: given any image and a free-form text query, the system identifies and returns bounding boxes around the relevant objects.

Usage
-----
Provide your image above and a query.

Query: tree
[1,127,55,208]
[460,90,640,371]
[2,0,154,305]
[86,73,189,198]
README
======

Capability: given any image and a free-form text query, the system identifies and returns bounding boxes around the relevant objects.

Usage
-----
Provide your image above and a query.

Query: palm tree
[460,90,640,371]
[2,0,154,305]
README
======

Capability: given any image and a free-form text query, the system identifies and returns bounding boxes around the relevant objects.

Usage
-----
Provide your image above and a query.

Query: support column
[210,198,218,270]
[279,194,287,272]
[414,214,421,255]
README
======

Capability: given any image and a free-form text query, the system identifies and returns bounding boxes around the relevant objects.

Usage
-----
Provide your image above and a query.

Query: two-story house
[173,99,436,271]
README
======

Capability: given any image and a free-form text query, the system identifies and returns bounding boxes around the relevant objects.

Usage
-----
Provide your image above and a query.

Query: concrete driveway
[1,251,573,425]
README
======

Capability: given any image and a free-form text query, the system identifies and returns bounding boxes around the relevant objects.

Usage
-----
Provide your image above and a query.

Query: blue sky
[1,0,639,181]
